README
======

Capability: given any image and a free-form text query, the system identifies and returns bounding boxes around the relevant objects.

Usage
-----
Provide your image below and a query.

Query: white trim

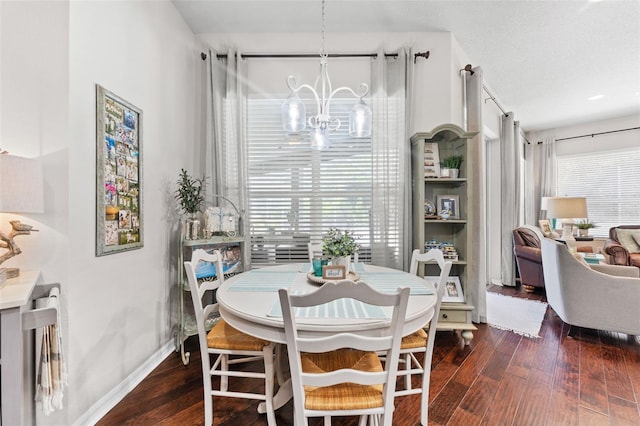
[73,340,175,426]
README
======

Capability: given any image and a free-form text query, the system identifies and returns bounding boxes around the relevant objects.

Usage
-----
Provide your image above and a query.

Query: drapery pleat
[500,113,521,286]
[465,67,487,323]
[370,48,411,270]
[205,49,250,262]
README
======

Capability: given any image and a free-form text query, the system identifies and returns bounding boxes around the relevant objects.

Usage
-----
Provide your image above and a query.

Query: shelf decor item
[96,85,143,256]
[440,154,463,178]
[174,168,206,240]
[436,194,460,219]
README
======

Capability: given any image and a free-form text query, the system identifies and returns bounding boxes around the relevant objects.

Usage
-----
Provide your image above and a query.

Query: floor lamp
[546,197,587,242]
[0,154,44,278]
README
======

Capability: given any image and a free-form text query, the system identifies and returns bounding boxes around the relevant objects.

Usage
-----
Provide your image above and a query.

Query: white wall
[1,1,201,424]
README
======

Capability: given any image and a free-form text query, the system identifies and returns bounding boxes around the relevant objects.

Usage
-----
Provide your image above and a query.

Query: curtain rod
[482,84,532,145]
[551,126,640,142]
[202,51,430,61]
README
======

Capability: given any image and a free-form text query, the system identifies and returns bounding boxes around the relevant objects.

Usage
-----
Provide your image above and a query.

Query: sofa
[513,225,545,290]
[541,238,640,335]
[604,225,640,267]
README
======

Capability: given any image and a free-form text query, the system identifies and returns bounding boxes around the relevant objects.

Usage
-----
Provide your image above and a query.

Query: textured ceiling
[172,0,640,132]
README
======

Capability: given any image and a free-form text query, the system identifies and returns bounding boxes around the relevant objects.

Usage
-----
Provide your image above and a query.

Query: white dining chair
[184,249,280,426]
[279,280,410,426]
[396,248,451,425]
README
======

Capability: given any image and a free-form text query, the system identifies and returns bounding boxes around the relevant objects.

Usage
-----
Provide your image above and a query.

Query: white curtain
[465,67,487,323]
[500,113,521,286]
[524,137,556,224]
[370,48,412,270]
[205,49,250,259]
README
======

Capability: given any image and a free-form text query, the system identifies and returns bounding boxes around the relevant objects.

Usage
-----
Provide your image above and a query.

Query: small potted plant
[576,219,595,238]
[440,155,464,178]
[174,168,206,239]
[322,228,359,273]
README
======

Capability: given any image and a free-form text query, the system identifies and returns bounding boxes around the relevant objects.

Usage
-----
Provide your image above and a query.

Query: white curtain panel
[205,49,250,260]
[500,113,521,286]
[538,137,557,217]
[465,67,487,323]
[524,137,556,224]
[370,48,410,270]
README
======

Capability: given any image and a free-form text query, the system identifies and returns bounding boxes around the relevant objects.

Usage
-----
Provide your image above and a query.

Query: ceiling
[172,0,640,132]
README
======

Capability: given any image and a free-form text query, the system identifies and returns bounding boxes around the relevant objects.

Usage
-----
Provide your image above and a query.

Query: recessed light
[587,94,605,101]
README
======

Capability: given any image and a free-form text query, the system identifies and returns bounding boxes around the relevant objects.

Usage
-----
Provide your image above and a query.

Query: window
[247,96,372,266]
[556,147,640,237]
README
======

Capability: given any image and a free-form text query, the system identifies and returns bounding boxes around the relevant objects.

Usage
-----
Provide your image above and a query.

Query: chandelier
[281,0,372,150]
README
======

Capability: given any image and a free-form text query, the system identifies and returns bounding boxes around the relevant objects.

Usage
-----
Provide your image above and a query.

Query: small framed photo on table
[538,219,552,236]
[436,195,460,219]
[323,265,346,280]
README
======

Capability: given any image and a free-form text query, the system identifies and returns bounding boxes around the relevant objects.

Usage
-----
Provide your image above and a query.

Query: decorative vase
[184,213,201,240]
[440,168,459,179]
[333,256,351,275]
[579,229,589,238]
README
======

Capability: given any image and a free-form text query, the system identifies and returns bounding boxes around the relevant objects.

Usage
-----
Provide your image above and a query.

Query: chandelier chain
[320,0,326,57]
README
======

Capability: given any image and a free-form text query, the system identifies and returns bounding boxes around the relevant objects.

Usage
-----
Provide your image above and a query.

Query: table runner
[358,272,434,295]
[228,270,297,292]
[268,292,386,319]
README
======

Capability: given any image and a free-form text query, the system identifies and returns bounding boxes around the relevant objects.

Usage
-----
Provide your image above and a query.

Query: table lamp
[0,154,44,278]
[545,196,587,242]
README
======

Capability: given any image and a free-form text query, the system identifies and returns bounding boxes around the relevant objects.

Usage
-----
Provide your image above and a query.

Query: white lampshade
[546,197,587,219]
[348,99,372,138]
[310,127,330,151]
[0,155,44,213]
[540,197,550,211]
[282,93,306,133]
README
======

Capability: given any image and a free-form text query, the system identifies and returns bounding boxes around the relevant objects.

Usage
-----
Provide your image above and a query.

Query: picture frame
[422,276,464,302]
[538,219,552,236]
[323,265,346,280]
[436,195,460,219]
[96,85,143,256]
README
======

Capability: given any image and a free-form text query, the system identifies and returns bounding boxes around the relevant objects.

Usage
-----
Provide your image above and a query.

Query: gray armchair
[541,238,640,335]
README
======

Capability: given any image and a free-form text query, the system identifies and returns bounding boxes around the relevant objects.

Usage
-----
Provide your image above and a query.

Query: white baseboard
[73,340,175,426]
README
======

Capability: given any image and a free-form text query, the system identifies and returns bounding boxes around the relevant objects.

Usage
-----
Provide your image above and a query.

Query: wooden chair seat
[400,328,428,349]
[207,319,270,351]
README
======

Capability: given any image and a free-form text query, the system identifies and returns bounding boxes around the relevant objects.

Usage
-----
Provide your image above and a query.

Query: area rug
[486,292,548,338]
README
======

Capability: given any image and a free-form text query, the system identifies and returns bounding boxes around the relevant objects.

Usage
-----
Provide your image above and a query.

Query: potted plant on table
[174,168,206,240]
[322,228,359,273]
[440,155,464,179]
[576,219,595,238]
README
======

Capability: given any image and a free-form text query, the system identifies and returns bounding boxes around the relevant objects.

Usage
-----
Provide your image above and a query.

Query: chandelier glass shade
[281,0,372,149]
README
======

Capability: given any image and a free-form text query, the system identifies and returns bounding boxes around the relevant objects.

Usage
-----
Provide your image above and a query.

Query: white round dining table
[217,263,438,344]
[217,262,437,416]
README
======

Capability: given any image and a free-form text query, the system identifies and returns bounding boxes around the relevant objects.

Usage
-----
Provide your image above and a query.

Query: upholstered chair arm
[590,263,640,278]
[514,245,542,264]
[604,239,630,266]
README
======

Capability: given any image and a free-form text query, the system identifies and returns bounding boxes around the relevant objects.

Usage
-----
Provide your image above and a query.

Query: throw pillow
[615,229,640,254]
[633,232,640,248]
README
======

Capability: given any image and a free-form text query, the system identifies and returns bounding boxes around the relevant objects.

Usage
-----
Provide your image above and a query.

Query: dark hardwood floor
[98,285,640,425]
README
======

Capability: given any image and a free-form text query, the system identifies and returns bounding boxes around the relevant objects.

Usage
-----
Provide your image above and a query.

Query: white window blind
[247,96,372,266]
[556,147,640,238]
